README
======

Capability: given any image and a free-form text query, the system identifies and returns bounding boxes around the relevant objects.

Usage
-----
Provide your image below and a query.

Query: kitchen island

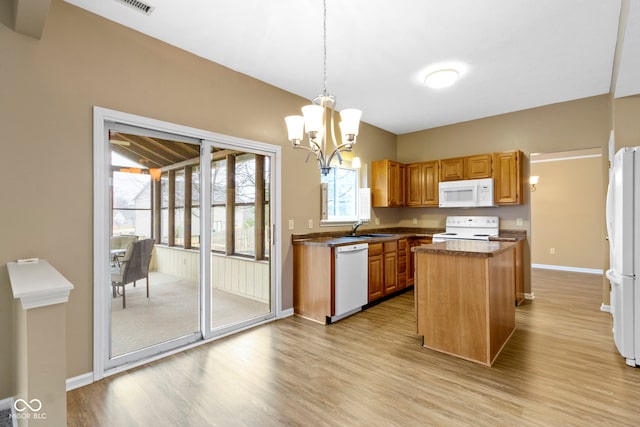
[412,240,517,366]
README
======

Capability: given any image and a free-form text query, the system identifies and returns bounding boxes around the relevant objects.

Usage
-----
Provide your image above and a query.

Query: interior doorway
[93,107,282,377]
[529,148,604,274]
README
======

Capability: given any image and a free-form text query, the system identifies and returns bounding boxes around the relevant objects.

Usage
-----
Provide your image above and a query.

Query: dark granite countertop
[411,239,518,257]
[292,228,525,247]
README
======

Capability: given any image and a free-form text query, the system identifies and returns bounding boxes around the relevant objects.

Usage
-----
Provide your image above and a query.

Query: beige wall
[613,95,640,150]
[0,0,397,397]
[530,152,604,269]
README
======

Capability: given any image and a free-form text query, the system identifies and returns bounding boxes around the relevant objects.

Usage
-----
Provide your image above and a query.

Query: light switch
[288,220,295,230]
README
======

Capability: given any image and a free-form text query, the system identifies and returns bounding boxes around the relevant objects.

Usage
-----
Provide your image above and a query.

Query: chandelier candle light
[285,0,362,175]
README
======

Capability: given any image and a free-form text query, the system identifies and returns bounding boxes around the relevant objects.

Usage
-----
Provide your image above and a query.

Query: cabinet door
[372,160,406,207]
[464,154,492,179]
[397,239,408,289]
[390,163,405,207]
[405,163,422,206]
[383,241,398,295]
[384,251,398,295]
[493,151,523,204]
[440,157,464,181]
[371,160,391,207]
[368,254,384,302]
[421,161,439,206]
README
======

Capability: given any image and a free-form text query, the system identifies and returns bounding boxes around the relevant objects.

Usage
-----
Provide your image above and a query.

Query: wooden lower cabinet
[383,241,398,295]
[397,239,408,289]
[368,240,402,302]
[368,243,384,302]
[408,237,432,286]
[415,245,516,366]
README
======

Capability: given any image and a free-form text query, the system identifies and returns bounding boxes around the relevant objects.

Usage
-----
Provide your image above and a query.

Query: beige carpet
[111,272,270,356]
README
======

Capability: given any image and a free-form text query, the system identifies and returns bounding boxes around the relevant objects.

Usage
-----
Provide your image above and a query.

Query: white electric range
[432,216,500,243]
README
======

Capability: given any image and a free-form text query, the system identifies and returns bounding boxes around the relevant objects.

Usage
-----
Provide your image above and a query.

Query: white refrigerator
[606,146,640,367]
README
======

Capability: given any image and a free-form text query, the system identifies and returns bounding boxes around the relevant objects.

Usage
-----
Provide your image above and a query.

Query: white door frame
[92,106,283,380]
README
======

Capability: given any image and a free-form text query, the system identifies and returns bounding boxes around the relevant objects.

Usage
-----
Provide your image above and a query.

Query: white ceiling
[64,0,639,135]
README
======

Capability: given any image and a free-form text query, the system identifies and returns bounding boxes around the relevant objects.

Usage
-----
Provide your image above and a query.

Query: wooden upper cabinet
[406,161,439,207]
[464,154,492,179]
[493,150,523,205]
[441,154,491,181]
[440,157,464,181]
[372,160,405,207]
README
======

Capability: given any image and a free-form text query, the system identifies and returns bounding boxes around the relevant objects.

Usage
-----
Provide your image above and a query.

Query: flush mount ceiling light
[284,0,362,176]
[425,68,460,89]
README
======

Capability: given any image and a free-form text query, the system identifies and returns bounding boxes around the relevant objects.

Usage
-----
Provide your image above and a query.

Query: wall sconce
[530,175,539,192]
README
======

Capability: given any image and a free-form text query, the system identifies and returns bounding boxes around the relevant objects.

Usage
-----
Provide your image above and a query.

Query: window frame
[320,163,361,226]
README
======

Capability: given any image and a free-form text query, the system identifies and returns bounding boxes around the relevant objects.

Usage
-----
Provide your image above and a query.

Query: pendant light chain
[322,0,328,97]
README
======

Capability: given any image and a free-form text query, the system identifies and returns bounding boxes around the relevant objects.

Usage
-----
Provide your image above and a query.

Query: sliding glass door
[107,123,203,365]
[95,111,278,372]
[207,150,272,335]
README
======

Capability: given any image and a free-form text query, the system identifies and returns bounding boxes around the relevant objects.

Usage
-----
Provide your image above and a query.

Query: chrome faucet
[351,220,364,236]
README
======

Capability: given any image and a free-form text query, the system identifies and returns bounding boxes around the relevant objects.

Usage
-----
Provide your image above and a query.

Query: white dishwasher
[333,243,369,322]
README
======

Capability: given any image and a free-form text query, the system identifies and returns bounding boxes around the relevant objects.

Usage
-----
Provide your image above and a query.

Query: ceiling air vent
[114,0,155,15]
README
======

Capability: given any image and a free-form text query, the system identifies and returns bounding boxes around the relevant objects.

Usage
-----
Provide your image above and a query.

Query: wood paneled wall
[154,246,269,303]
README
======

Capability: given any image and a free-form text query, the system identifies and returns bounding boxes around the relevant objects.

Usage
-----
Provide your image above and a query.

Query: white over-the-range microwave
[438,178,495,208]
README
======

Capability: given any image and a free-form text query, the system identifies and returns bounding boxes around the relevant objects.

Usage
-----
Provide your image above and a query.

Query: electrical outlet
[308,219,313,229]
[288,220,294,230]
[375,218,380,225]
[413,218,418,225]
[550,248,556,254]
[516,218,523,226]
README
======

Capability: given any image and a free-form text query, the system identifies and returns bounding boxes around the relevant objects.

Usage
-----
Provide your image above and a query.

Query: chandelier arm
[325,143,356,168]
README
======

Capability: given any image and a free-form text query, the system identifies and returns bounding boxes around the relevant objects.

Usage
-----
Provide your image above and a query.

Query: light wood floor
[68,269,640,426]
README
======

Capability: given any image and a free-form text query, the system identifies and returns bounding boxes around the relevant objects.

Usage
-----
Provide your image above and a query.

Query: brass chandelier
[284,0,362,175]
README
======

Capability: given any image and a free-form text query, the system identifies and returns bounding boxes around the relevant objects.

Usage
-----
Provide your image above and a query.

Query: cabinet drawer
[368,242,383,256]
[398,239,407,250]
[384,241,398,252]
[398,259,407,273]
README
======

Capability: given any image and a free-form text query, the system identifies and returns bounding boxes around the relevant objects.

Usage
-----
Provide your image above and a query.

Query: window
[211,158,227,252]
[234,154,256,256]
[112,171,152,238]
[174,169,185,246]
[191,165,201,248]
[321,165,359,223]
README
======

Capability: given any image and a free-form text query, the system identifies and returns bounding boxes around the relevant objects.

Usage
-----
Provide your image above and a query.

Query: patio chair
[110,234,138,266]
[111,238,155,309]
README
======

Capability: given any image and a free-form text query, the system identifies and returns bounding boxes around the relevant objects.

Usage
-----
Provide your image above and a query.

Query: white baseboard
[532,264,603,275]
[279,308,294,318]
[66,372,94,391]
[524,293,535,300]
